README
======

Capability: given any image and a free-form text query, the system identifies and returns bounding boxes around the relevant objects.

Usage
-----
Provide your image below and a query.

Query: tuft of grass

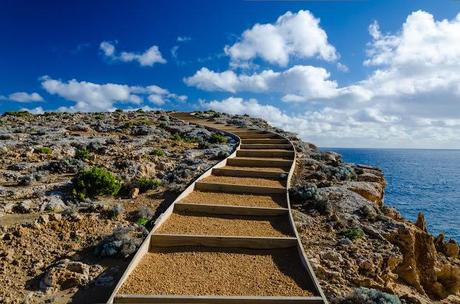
[171,134,197,143]
[72,167,121,200]
[136,217,149,226]
[34,146,52,155]
[134,177,162,193]
[341,227,365,241]
[210,133,227,144]
[150,148,165,157]
[75,148,91,161]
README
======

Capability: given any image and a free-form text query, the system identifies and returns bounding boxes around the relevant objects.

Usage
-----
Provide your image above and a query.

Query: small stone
[38,214,49,224]
[130,187,140,199]
[49,213,62,221]
[321,251,343,263]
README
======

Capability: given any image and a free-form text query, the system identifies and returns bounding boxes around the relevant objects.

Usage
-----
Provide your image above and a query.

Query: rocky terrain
[1,110,459,304]
[194,111,460,304]
[0,110,236,303]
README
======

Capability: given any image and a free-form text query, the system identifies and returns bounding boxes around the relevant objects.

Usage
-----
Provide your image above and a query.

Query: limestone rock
[415,212,428,232]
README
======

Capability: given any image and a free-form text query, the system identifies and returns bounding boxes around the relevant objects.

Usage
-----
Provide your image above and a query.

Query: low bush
[341,287,401,304]
[34,146,52,155]
[136,217,149,226]
[341,227,365,241]
[72,167,121,200]
[75,148,91,161]
[3,111,31,118]
[150,148,165,157]
[210,133,227,144]
[134,177,162,193]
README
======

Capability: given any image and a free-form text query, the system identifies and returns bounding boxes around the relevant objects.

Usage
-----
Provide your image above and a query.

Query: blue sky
[1,0,460,148]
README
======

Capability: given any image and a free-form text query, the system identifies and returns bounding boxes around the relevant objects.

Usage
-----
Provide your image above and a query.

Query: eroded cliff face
[289,140,460,304]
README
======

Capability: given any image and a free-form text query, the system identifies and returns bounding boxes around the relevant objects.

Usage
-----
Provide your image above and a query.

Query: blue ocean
[325,148,460,242]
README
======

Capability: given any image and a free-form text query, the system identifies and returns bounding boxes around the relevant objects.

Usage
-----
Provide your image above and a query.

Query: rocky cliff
[0,110,459,304]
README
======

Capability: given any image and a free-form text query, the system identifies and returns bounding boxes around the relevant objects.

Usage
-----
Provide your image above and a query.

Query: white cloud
[99,41,166,67]
[185,65,338,100]
[225,10,337,66]
[8,92,44,103]
[20,106,45,114]
[177,36,191,42]
[202,97,460,149]
[41,76,185,112]
[197,11,460,148]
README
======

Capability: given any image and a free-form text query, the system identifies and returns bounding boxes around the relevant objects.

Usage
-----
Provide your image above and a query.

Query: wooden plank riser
[237,150,295,158]
[227,158,292,167]
[240,144,293,150]
[114,295,325,303]
[195,182,285,194]
[174,202,289,216]
[149,234,298,250]
[241,139,289,144]
[212,168,287,179]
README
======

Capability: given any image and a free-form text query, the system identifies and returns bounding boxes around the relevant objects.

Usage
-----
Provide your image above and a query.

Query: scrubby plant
[75,148,91,161]
[210,133,227,144]
[150,148,165,157]
[134,177,162,193]
[136,108,145,113]
[106,204,124,219]
[341,227,365,241]
[34,146,52,155]
[341,287,401,304]
[3,111,31,117]
[136,217,149,226]
[171,134,197,143]
[115,108,123,113]
[72,167,121,200]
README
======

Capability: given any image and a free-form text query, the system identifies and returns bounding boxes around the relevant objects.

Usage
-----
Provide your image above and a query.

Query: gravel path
[119,247,314,296]
[157,211,294,237]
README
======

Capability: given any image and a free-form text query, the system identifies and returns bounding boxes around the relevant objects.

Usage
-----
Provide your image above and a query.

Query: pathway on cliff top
[108,113,328,303]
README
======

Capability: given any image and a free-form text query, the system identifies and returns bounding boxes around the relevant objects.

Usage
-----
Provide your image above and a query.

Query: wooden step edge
[114,295,325,303]
[195,182,286,194]
[149,234,298,250]
[227,158,292,168]
[212,167,288,179]
[236,151,294,158]
[175,202,289,216]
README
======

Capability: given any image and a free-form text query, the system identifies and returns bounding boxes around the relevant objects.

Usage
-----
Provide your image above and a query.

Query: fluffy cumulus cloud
[2,92,44,103]
[198,10,460,148]
[41,76,186,112]
[225,10,337,66]
[99,41,166,67]
[185,65,338,101]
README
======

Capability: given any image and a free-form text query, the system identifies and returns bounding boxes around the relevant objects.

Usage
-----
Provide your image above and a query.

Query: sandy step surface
[181,191,287,208]
[156,211,294,237]
[222,165,288,173]
[202,175,285,188]
[118,247,314,296]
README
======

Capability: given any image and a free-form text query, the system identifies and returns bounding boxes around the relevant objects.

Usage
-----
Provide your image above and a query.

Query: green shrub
[72,167,121,200]
[150,148,165,157]
[3,111,31,118]
[342,287,401,304]
[341,227,365,241]
[210,133,227,144]
[171,134,197,143]
[136,217,149,226]
[115,108,123,113]
[134,177,162,193]
[136,109,145,113]
[34,147,52,155]
[75,148,91,161]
